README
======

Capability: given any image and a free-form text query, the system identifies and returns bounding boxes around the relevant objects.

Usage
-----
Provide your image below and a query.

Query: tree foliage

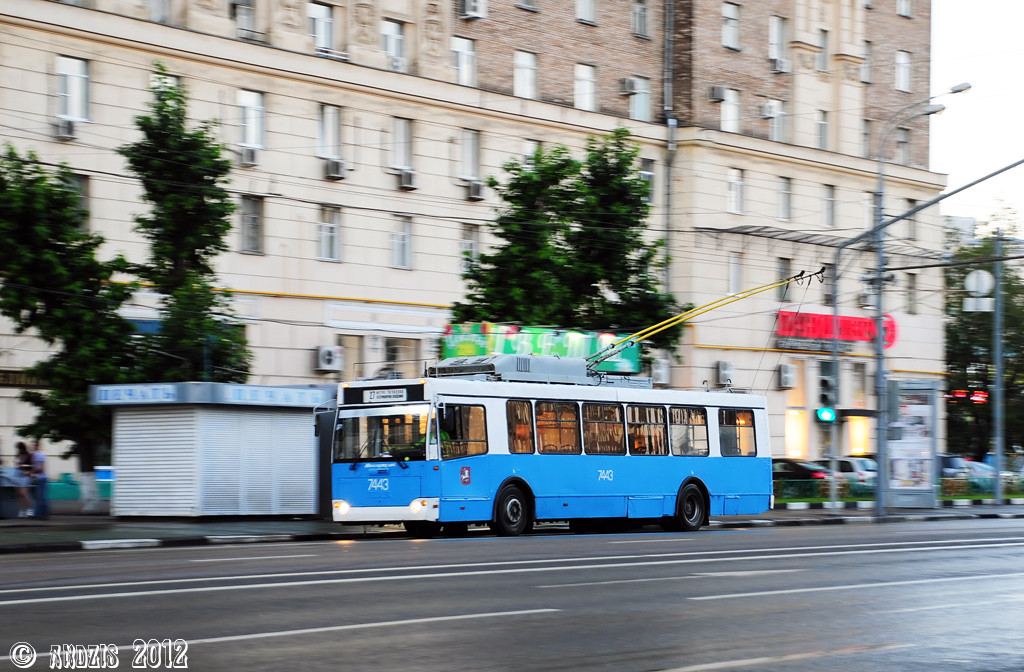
[119,66,251,382]
[453,129,681,351]
[0,146,138,470]
[945,226,1024,458]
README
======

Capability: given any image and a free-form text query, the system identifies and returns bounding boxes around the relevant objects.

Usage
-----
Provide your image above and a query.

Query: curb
[774,498,1024,510]
[3,511,1024,555]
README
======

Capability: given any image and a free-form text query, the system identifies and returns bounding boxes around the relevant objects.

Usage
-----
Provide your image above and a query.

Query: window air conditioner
[716,360,735,386]
[778,363,796,389]
[239,147,258,167]
[389,56,407,73]
[55,118,76,141]
[398,168,417,190]
[709,85,727,102]
[759,102,778,119]
[325,158,345,180]
[620,78,637,95]
[771,58,792,73]
[460,0,487,19]
[315,345,344,372]
[652,358,670,385]
[466,180,484,201]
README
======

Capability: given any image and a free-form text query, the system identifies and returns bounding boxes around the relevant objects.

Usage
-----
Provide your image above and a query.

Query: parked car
[815,457,876,495]
[937,453,971,479]
[772,458,834,481]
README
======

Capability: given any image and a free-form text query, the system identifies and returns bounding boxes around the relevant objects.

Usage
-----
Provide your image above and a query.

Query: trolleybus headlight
[410,499,427,513]
[335,500,350,515]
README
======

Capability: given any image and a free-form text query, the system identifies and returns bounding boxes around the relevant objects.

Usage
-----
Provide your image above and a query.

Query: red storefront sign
[777,311,897,349]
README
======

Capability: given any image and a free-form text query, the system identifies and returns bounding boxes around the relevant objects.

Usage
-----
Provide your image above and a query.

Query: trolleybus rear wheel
[677,483,705,532]
[493,485,530,536]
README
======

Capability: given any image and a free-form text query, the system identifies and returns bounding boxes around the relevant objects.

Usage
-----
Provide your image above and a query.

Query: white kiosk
[90,382,334,517]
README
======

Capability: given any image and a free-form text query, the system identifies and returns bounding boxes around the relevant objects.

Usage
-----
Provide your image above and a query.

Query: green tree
[945,227,1024,459]
[119,67,251,382]
[453,129,681,351]
[0,145,138,473]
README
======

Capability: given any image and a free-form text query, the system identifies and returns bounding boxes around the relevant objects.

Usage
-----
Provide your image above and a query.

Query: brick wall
[455,0,665,121]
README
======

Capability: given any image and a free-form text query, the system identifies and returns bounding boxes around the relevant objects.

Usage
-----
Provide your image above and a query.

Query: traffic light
[817,362,837,422]
[816,407,837,423]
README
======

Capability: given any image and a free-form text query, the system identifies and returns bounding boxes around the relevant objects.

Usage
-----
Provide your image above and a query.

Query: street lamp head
[923,103,946,116]
[950,82,972,94]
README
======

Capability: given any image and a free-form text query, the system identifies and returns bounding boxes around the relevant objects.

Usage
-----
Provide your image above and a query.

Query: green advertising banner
[441,324,642,374]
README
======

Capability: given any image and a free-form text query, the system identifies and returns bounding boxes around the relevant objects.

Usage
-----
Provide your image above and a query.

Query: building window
[768,16,785,60]
[522,139,540,167]
[629,77,651,122]
[906,273,917,314]
[151,72,179,93]
[461,129,480,182]
[778,177,791,221]
[721,88,740,133]
[785,359,807,458]
[536,401,582,454]
[778,258,791,301]
[862,119,872,158]
[727,168,744,214]
[719,409,756,457]
[582,404,627,455]
[507,400,535,454]
[823,185,836,228]
[728,252,742,294]
[392,117,412,169]
[817,30,828,71]
[150,0,169,23]
[896,128,910,165]
[722,3,739,50]
[816,110,828,150]
[823,263,835,306]
[864,192,876,229]
[308,2,333,52]
[670,407,709,456]
[574,64,597,111]
[57,56,89,122]
[514,51,537,99]
[906,198,917,239]
[639,158,655,204]
[897,0,911,17]
[895,51,911,92]
[318,104,341,159]
[318,206,341,262]
[233,0,257,39]
[391,216,412,269]
[238,90,264,149]
[66,174,89,231]
[577,0,596,24]
[768,99,784,142]
[382,19,406,72]
[632,0,649,36]
[452,37,476,86]
[861,41,872,83]
[460,223,479,273]
[240,196,263,253]
[626,405,669,456]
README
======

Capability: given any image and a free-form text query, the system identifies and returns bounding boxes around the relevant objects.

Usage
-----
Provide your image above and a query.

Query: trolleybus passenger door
[437,397,492,522]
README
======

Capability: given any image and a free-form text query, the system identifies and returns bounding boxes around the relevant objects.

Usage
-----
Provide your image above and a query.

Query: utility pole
[874,189,888,519]
[994,231,1004,506]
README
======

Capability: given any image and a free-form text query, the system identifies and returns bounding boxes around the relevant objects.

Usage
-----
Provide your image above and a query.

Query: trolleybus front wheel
[677,483,706,532]
[493,485,530,536]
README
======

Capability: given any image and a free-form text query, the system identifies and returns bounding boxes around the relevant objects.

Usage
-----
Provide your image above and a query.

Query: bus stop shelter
[90,382,335,517]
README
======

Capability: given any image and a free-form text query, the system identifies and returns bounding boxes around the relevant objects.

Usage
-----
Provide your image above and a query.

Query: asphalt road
[1,519,1024,671]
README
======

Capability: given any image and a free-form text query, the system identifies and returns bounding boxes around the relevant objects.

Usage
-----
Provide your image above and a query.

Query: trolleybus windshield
[334,404,432,462]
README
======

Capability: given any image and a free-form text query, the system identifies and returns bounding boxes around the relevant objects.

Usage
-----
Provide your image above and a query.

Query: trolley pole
[994,231,1004,506]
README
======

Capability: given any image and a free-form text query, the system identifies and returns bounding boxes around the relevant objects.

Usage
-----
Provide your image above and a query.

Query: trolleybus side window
[507,400,535,454]
[670,406,709,457]
[536,401,582,454]
[582,403,626,455]
[627,405,669,456]
[440,405,488,459]
[719,408,756,456]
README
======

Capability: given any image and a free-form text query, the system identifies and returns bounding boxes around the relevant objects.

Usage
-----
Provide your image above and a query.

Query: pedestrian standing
[15,441,33,518]
[30,440,49,520]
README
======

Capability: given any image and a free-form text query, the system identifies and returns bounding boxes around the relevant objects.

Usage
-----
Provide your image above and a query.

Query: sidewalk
[2,504,1024,555]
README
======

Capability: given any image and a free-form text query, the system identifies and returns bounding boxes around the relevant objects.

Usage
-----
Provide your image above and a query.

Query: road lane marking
[188,555,319,563]
[689,571,1024,601]
[692,569,806,577]
[2,536,1018,596]
[608,539,696,544]
[0,609,560,663]
[538,576,699,588]
[3,543,1024,607]
[658,643,914,671]
[870,593,1024,614]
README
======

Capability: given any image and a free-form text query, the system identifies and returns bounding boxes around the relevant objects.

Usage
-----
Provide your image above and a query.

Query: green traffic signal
[816,407,837,422]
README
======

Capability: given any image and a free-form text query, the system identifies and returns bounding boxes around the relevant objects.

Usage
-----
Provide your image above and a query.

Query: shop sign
[0,370,47,389]
[441,323,641,373]
[776,311,897,349]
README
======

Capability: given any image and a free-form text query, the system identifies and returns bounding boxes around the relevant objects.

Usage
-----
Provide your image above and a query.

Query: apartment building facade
[0,0,945,472]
